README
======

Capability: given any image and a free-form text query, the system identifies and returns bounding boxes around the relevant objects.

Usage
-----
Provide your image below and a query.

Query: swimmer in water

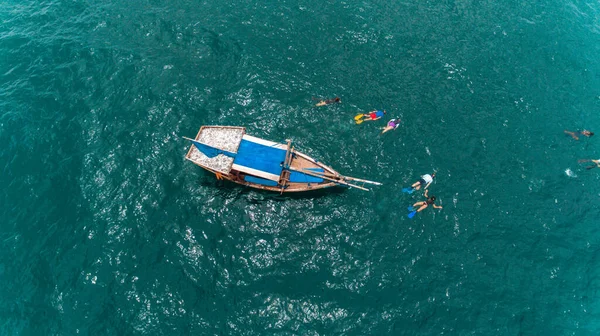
[564,129,594,140]
[381,118,401,134]
[411,173,435,191]
[578,159,600,169]
[412,189,443,212]
[358,110,386,122]
[315,97,341,107]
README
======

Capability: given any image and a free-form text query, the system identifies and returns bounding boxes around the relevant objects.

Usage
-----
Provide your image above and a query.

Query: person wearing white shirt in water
[411,173,435,191]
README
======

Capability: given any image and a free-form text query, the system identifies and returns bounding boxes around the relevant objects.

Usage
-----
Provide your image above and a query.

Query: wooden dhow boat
[184,126,381,192]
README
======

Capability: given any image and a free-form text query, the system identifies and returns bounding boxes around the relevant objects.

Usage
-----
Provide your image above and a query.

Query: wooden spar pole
[297,168,382,185]
[287,167,371,191]
[339,176,382,185]
[282,140,292,168]
[279,140,293,194]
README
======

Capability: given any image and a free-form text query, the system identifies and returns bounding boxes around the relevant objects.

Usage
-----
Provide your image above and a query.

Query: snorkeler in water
[315,97,341,107]
[411,173,435,191]
[356,110,385,123]
[564,129,594,140]
[402,173,436,194]
[578,159,600,170]
[381,118,401,134]
[412,189,443,212]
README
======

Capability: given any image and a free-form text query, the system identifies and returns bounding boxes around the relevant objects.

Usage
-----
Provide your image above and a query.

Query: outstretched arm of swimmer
[594,160,600,167]
[433,204,443,209]
[424,189,429,198]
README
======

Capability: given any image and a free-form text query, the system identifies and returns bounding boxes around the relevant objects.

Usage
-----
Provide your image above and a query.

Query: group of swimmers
[315,97,401,134]
[356,110,402,134]
[315,96,442,218]
[564,129,600,169]
[313,97,600,218]
[405,173,443,217]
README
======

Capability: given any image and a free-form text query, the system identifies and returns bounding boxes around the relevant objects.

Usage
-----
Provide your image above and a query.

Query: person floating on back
[355,110,385,124]
[564,129,594,140]
[381,118,401,134]
[410,190,443,213]
[315,97,341,107]
[578,159,600,170]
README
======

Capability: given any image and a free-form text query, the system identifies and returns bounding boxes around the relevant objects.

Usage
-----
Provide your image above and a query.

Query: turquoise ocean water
[1,0,600,334]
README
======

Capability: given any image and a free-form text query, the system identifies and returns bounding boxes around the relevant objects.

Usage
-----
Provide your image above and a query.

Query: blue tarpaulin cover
[233,139,287,177]
[289,168,325,183]
[244,175,279,186]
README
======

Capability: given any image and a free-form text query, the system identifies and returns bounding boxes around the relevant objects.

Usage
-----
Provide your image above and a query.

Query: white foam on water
[565,168,576,178]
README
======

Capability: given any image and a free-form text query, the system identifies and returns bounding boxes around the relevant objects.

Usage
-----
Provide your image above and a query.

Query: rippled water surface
[1,0,600,334]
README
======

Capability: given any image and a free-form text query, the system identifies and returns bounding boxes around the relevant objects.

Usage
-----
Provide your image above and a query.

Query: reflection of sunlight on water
[453,214,460,236]
[550,267,559,279]
[258,296,349,327]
